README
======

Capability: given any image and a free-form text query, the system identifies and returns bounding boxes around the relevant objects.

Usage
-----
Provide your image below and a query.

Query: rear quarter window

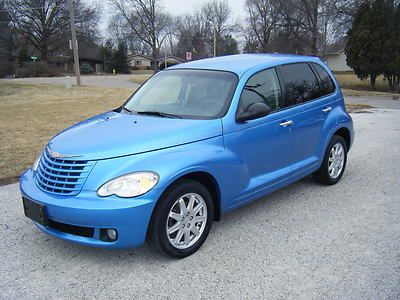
[312,63,336,96]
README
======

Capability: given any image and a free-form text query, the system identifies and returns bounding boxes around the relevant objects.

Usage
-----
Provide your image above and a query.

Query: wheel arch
[146,170,222,242]
[333,127,351,151]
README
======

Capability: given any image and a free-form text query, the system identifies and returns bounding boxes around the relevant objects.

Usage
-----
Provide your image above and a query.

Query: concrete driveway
[1,109,400,299]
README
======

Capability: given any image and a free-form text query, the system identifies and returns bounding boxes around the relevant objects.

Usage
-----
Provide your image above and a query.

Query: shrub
[80,63,94,74]
[0,61,14,78]
[15,61,59,78]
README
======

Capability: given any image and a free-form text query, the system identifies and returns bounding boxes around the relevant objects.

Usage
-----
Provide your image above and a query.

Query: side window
[239,68,283,113]
[279,63,320,107]
[312,63,336,96]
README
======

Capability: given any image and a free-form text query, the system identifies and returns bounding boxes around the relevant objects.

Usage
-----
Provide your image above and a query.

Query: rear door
[277,62,337,173]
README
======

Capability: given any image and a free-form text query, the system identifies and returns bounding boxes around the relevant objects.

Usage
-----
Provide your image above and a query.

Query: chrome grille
[35,150,94,195]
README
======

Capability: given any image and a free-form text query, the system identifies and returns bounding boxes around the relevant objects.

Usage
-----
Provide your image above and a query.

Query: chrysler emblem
[47,146,81,159]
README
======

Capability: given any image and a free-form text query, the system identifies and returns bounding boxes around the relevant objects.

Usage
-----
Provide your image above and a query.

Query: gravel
[1,108,399,299]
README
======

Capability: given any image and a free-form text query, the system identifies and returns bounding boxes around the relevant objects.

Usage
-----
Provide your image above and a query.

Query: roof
[156,55,185,63]
[128,54,152,60]
[169,53,323,77]
[324,39,346,56]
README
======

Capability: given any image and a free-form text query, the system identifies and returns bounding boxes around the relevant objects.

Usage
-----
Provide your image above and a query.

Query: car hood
[47,111,222,160]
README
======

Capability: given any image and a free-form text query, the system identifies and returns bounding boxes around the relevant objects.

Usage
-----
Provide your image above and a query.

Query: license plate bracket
[22,197,48,226]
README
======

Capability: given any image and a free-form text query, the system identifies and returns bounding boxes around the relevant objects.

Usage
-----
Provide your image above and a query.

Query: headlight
[32,152,42,172]
[97,172,159,198]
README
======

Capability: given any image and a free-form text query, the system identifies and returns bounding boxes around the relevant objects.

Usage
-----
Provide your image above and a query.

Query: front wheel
[148,179,214,258]
[313,135,348,185]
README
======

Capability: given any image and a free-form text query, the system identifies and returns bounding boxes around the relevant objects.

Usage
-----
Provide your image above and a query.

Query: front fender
[83,136,233,213]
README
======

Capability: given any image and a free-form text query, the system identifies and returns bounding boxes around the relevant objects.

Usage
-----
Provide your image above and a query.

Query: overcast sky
[84,0,247,35]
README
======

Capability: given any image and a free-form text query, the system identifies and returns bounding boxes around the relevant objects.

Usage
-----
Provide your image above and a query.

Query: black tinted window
[239,68,283,113]
[312,63,335,96]
[279,63,320,106]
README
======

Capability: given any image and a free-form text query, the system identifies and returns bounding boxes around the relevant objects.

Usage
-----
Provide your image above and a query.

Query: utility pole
[68,0,81,86]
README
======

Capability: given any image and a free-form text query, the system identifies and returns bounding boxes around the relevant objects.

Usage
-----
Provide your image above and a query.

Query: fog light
[100,228,118,242]
[107,229,117,241]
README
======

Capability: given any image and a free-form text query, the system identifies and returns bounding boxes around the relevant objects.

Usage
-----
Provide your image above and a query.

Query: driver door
[224,68,294,205]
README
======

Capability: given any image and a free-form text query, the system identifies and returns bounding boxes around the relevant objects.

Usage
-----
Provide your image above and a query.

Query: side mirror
[237,102,271,122]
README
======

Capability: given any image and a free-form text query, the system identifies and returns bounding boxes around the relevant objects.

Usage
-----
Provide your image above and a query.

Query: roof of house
[156,55,185,63]
[128,54,152,60]
[324,39,346,56]
[169,53,324,77]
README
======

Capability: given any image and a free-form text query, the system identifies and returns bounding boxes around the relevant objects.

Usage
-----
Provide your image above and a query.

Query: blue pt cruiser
[20,54,354,258]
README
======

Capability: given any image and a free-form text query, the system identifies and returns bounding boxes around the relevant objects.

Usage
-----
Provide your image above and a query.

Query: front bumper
[20,169,158,249]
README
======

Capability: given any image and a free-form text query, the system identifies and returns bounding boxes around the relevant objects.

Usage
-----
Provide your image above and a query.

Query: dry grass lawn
[0,81,133,185]
[130,74,152,85]
[335,73,392,92]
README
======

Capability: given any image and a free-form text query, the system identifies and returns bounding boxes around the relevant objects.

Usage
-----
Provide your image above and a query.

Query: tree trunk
[152,46,158,73]
[310,0,319,55]
[394,75,400,92]
[370,74,377,90]
[387,75,393,91]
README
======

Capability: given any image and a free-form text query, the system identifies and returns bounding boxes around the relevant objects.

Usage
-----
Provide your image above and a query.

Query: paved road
[3,75,140,89]
[1,108,399,299]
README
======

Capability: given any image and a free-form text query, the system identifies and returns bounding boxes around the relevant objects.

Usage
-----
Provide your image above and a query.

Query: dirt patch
[346,104,374,113]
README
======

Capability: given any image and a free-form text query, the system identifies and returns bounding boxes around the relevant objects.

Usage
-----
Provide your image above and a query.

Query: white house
[325,49,352,72]
[156,55,185,68]
[323,40,352,72]
[128,54,152,69]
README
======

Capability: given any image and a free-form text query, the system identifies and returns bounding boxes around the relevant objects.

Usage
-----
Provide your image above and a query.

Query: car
[20,54,354,258]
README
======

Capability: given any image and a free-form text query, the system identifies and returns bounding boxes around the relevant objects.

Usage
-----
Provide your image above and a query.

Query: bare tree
[273,0,362,55]
[110,0,172,72]
[6,0,99,61]
[244,0,282,53]
[201,0,237,56]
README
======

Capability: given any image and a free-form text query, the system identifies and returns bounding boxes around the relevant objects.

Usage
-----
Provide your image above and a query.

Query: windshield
[123,69,238,119]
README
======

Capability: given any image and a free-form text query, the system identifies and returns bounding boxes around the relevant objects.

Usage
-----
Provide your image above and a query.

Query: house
[323,40,352,72]
[128,54,152,69]
[52,40,104,73]
[156,55,185,68]
[128,54,185,70]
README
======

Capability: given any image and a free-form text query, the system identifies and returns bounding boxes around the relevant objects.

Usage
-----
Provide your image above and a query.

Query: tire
[148,179,214,258]
[313,135,348,185]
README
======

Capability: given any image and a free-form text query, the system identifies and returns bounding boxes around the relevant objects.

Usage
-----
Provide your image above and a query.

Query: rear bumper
[20,169,158,249]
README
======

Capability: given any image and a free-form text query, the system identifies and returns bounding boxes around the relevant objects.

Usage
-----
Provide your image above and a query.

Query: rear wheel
[313,135,347,185]
[148,179,213,258]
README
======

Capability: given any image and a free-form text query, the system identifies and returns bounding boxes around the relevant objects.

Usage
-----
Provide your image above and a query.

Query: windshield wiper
[136,111,182,119]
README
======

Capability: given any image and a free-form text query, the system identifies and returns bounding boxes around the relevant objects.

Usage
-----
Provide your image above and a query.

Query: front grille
[35,149,94,195]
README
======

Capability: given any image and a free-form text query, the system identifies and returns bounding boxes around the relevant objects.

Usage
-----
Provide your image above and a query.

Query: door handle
[279,120,293,127]
[322,106,332,113]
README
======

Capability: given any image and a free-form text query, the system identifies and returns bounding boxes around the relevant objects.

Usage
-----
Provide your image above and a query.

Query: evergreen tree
[0,0,14,77]
[220,35,239,56]
[345,0,399,91]
[100,40,114,73]
[113,42,129,74]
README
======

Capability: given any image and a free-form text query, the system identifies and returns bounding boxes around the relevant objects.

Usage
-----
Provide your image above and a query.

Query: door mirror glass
[237,102,271,122]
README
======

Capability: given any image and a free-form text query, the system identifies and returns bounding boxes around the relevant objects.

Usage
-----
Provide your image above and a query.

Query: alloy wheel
[328,142,345,179]
[166,193,207,250]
